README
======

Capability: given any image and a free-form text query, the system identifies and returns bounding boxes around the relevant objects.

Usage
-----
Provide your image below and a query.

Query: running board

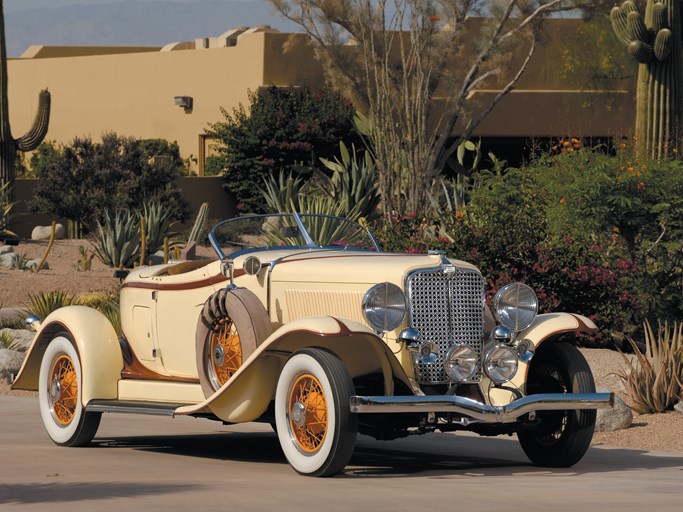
[86,400,188,416]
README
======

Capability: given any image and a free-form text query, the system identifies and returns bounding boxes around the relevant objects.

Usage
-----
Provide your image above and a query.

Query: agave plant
[260,141,380,224]
[617,320,683,414]
[0,330,22,351]
[92,209,142,268]
[23,290,74,320]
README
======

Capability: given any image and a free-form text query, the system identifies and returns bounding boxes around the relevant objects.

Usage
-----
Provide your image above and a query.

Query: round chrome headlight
[362,282,406,333]
[444,345,478,382]
[483,344,518,384]
[493,282,538,332]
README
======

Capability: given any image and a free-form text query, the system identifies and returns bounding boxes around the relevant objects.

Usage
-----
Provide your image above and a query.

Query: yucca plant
[617,320,683,414]
[92,209,141,268]
[23,290,74,320]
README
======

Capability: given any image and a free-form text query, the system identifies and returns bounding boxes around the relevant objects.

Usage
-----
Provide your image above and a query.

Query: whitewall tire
[275,348,357,477]
[38,335,101,446]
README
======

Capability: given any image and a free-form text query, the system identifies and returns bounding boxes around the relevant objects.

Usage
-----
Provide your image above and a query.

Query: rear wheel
[275,348,357,477]
[39,335,101,446]
[518,342,596,467]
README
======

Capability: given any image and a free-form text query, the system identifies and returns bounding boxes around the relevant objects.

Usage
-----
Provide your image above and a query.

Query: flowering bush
[376,145,683,346]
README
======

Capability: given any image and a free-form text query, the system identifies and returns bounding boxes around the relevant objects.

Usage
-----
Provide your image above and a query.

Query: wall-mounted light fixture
[174,95,193,110]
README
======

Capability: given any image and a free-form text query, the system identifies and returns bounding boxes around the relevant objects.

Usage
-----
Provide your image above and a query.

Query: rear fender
[176,316,411,423]
[11,306,123,405]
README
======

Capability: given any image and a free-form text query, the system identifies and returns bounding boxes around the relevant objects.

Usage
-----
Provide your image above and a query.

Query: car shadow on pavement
[0,482,198,505]
[90,430,683,479]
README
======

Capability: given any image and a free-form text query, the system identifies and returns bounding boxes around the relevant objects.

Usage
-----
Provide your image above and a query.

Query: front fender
[504,312,597,394]
[518,312,597,348]
[11,306,123,405]
[175,316,412,423]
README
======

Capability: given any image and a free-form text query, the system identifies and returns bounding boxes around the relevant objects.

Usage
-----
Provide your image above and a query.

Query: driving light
[493,282,538,332]
[444,345,477,382]
[362,282,407,333]
[483,344,518,384]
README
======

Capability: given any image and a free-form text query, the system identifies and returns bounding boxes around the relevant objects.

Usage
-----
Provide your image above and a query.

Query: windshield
[209,213,380,259]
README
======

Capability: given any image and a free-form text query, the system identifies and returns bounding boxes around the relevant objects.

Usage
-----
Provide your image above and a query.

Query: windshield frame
[208,213,381,260]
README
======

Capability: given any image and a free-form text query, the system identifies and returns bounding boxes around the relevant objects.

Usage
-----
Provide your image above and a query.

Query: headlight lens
[444,345,478,382]
[483,344,518,384]
[362,282,406,332]
[493,282,538,331]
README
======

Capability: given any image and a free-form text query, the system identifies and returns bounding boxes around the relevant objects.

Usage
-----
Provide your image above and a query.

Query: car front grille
[406,266,485,384]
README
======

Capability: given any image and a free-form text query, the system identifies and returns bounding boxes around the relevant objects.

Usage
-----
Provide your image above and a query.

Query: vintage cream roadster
[13,213,613,476]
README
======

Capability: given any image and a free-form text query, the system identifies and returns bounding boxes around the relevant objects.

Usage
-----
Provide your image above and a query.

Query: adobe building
[7,20,635,178]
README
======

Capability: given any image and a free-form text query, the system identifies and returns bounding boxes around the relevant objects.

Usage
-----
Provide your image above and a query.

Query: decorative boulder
[0,245,14,255]
[674,401,683,416]
[31,223,65,241]
[0,348,25,382]
[26,258,48,270]
[595,388,633,432]
[0,252,18,268]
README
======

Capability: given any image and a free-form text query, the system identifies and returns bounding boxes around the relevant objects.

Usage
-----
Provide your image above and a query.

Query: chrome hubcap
[213,345,225,367]
[50,378,61,402]
[289,401,306,427]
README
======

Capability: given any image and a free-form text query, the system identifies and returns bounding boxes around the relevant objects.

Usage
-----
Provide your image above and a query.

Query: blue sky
[5,0,262,12]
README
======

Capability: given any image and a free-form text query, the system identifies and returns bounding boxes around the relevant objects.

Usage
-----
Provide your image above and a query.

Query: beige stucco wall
[6,21,634,165]
[7,32,323,166]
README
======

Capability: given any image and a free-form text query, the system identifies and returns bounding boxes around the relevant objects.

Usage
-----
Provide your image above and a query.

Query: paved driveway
[1,396,682,511]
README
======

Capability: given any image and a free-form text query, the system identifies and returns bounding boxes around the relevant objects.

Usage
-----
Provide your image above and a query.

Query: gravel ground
[1,240,681,453]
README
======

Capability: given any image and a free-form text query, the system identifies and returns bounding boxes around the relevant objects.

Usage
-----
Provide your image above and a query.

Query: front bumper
[349,392,614,424]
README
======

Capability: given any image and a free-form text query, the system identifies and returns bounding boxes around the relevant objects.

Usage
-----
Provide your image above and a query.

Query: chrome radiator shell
[406,265,486,384]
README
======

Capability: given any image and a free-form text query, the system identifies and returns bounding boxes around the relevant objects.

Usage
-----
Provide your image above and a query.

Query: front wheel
[39,335,101,446]
[275,348,357,477]
[518,342,596,467]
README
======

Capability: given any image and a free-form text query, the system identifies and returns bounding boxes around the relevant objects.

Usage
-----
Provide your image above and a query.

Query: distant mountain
[5,0,301,57]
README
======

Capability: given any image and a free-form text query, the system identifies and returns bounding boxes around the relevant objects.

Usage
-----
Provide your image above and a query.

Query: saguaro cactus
[611,0,683,159]
[0,0,51,193]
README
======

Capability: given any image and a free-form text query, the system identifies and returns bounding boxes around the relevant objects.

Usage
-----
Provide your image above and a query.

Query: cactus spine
[611,0,683,159]
[187,202,209,244]
[0,0,51,194]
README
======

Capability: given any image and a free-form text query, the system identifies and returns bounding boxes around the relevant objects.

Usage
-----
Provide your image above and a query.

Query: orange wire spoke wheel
[48,354,78,426]
[288,373,328,454]
[209,317,242,388]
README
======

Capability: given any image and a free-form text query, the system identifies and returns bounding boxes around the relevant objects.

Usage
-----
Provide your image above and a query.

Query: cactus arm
[15,89,50,152]
[628,11,651,43]
[654,28,673,61]
[629,40,655,63]
[611,6,633,46]
[652,3,669,32]
[187,202,209,244]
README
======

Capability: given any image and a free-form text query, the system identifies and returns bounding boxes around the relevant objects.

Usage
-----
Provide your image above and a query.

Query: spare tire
[196,287,273,398]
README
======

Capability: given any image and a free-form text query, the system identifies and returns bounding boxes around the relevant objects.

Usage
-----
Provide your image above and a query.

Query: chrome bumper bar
[349,392,614,424]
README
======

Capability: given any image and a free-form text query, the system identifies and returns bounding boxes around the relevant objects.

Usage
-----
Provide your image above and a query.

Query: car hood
[268,250,479,285]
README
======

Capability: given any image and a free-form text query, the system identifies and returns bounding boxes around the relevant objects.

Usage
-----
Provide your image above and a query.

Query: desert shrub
[29,134,190,234]
[618,320,683,414]
[210,85,362,211]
